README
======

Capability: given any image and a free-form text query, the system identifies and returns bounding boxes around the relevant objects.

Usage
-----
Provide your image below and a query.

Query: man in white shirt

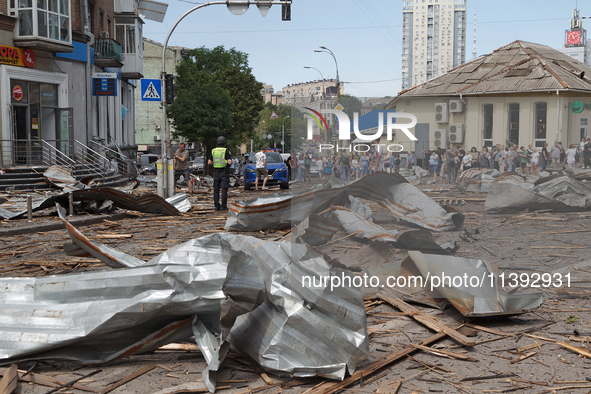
[255,147,268,190]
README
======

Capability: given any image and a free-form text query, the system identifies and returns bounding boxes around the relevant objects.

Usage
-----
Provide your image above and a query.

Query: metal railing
[73,140,113,180]
[89,140,136,179]
[41,139,76,170]
[0,139,44,167]
[93,38,124,63]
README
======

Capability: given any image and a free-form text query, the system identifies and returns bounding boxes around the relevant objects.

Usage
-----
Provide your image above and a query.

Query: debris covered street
[1,172,591,394]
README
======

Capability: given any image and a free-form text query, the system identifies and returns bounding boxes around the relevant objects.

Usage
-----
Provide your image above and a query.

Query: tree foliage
[339,94,363,115]
[167,46,264,155]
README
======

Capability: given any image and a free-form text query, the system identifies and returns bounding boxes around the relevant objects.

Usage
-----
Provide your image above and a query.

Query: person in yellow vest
[207,136,233,211]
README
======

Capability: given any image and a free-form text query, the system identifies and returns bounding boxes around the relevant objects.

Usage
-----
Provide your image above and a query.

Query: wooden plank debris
[99,364,156,394]
[509,351,536,364]
[380,292,476,346]
[525,334,591,358]
[0,368,97,392]
[407,343,477,361]
[0,364,17,394]
[45,369,102,394]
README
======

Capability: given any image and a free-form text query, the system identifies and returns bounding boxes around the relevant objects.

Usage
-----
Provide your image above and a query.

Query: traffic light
[165,73,175,104]
[282,1,291,21]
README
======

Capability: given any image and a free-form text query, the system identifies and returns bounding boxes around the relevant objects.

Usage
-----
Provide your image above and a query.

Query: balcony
[121,53,143,79]
[93,38,124,68]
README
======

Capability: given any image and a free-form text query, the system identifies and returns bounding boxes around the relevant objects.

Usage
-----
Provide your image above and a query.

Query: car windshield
[193,157,204,164]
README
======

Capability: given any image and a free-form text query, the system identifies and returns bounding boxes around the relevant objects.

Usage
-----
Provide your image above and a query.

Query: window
[483,104,493,141]
[14,0,71,42]
[116,23,142,54]
[508,103,520,145]
[534,102,547,142]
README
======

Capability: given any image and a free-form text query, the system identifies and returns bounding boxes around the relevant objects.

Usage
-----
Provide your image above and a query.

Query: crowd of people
[421,137,591,184]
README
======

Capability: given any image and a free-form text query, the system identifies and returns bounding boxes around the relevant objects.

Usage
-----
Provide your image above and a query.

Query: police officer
[207,136,233,211]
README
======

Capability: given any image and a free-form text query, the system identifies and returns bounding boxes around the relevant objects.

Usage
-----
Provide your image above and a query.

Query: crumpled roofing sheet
[485,174,591,213]
[0,188,189,219]
[226,173,464,232]
[0,213,368,392]
[367,252,543,317]
[457,168,500,192]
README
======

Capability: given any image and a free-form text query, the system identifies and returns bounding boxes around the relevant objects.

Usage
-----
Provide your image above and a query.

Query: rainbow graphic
[303,107,329,131]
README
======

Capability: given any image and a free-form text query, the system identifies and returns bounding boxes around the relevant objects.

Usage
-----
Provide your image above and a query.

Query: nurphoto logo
[304,107,418,153]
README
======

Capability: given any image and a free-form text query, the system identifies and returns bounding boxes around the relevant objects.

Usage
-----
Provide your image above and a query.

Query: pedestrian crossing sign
[141,79,162,101]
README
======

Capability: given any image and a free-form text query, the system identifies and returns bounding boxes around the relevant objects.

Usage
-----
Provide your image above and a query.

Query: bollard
[69,192,74,217]
[27,195,33,222]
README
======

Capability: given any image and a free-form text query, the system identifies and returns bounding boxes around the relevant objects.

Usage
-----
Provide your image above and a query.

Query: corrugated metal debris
[0,209,369,392]
[226,173,464,232]
[485,174,591,213]
[367,252,543,317]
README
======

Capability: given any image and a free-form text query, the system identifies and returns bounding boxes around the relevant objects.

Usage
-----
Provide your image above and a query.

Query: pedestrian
[297,153,305,182]
[559,142,566,169]
[495,145,505,173]
[518,146,528,175]
[526,144,533,174]
[462,150,472,171]
[504,147,512,173]
[372,138,384,173]
[429,149,439,182]
[531,147,539,176]
[469,147,479,168]
[254,146,269,190]
[511,145,519,172]
[445,142,456,183]
[341,152,350,183]
[492,144,501,171]
[360,152,370,176]
[541,142,549,171]
[351,154,360,180]
[579,137,587,168]
[550,141,561,170]
[407,151,415,169]
[479,147,491,169]
[304,153,312,182]
[207,136,233,211]
[564,144,577,168]
[584,137,591,168]
[394,153,401,173]
[324,156,333,178]
[173,142,193,194]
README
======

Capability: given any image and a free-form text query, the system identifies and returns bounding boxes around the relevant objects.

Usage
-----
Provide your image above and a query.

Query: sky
[142,0,581,100]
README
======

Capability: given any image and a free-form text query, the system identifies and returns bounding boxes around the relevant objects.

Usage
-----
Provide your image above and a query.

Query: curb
[0,213,128,237]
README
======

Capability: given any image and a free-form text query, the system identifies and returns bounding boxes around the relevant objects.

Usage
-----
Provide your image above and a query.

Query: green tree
[167,46,264,167]
[339,94,363,115]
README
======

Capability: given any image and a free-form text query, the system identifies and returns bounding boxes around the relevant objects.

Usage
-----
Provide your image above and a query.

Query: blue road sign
[141,79,162,101]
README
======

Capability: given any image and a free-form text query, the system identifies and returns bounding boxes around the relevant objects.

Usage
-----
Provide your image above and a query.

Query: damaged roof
[391,40,591,100]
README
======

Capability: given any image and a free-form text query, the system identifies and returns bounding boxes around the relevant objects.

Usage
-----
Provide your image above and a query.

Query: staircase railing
[41,140,76,169]
[73,140,112,180]
[89,140,137,180]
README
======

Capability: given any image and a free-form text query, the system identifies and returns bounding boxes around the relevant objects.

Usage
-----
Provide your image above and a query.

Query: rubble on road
[226,173,464,232]
[457,168,500,192]
[486,174,591,213]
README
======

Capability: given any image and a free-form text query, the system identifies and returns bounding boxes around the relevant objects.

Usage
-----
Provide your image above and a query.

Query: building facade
[281,79,343,111]
[0,0,166,167]
[134,38,187,153]
[387,41,591,159]
[260,83,282,105]
[557,8,591,67]
[401,0,467,90]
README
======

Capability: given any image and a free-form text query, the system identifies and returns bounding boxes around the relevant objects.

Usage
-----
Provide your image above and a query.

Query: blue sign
[92,76,117,96]
[141,79,162,101]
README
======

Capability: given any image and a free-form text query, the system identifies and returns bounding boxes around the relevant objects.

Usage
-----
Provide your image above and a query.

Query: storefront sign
[12,85,23,101]
[571,101,591,114]
[0,46,35,68]
[92,72,117,96]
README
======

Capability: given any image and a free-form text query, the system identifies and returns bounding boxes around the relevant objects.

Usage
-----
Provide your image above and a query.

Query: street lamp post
[157,0,292,198]
[282,115,290,153]
[303,66,325,144]
[315,46,340,103]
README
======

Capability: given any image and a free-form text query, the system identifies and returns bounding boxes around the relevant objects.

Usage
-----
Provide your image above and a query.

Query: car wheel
[244,182,251,191]
[280,181,289,190]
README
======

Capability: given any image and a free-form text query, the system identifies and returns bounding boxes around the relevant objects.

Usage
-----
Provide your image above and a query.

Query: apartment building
[281,79,343,111]
[401,0,467,90]
[0,0,166,166]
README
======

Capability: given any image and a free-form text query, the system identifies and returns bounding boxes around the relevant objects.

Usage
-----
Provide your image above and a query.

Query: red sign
[567,30,582,45]
[12,85,23,101]
[22,49,35,68]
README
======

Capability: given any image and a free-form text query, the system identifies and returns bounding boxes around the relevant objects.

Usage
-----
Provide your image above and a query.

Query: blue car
[243,151,289,190]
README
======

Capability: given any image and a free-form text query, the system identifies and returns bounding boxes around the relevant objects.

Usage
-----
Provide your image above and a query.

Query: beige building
[134,38,188,151]
[281,79,344,111]
[402,0,467,90]
[386,40,591,159]
[260,83,282,105]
